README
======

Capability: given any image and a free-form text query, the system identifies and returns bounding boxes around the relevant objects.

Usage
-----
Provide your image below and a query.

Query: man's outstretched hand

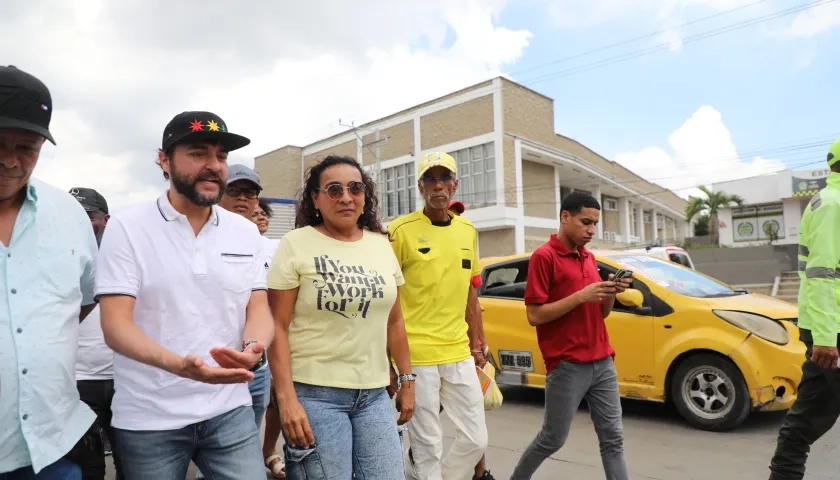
[210,342,265,370]
[174,354,254,384]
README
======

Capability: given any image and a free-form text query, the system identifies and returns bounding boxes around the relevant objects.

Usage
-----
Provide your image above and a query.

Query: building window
[630,208,637,236]
[381,162,416,219]
[451,142,496,207]
[603,198,618,211]
[643,212,652,224]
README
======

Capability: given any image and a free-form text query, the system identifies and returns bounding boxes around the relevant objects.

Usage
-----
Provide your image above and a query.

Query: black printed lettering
[312,255,386,319]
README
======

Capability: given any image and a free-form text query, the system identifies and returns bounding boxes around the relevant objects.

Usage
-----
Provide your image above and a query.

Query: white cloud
[2,0,532,212]
[777,0,840,38]
[613,106,786,199]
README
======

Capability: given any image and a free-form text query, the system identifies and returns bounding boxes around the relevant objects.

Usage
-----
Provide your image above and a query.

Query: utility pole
[338,119,388,200]
[374,128,381,186]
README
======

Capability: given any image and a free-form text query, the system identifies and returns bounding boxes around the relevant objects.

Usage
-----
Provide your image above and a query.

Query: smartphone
[613,269,633,281]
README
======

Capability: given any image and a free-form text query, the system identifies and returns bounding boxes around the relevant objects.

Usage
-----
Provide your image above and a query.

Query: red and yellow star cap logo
[161,111,250,152]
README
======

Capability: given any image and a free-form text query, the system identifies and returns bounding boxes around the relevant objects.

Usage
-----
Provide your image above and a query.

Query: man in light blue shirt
[0,66,98,479]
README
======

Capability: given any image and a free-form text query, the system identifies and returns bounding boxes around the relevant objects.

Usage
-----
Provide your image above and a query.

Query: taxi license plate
[499,350,534,372]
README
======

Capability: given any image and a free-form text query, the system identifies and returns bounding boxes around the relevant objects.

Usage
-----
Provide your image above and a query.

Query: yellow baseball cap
[828,137,840,167]
[417,151,457,178]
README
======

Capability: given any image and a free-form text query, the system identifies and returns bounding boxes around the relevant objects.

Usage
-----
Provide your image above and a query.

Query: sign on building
[791,169,829,197]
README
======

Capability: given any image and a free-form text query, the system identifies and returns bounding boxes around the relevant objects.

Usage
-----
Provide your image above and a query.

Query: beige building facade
[255,77,688,257]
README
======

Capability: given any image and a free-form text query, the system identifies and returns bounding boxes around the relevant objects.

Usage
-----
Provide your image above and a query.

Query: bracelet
[398,373,417,384]
[242,340,266,372]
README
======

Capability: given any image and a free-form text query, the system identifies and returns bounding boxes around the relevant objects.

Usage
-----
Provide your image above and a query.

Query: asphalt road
[102,386,840,479]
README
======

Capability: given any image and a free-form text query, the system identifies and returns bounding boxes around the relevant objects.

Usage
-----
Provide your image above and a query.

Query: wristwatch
[398,373,417,385]
[242,340,266,372]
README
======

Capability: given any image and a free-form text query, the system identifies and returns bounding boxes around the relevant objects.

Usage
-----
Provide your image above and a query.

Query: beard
[170,161,224,207]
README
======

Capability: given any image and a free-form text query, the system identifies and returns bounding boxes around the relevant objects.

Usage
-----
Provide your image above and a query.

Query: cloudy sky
[5,0,839,211]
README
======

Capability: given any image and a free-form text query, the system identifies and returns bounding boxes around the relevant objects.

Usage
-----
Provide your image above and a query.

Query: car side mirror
[616,289,644,308]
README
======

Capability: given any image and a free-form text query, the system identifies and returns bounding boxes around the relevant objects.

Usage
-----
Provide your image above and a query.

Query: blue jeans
[197,367,271,479]
[284,382,403,479]
[114,405,264,480]
[0,459,80,480]
[249,366,270,429]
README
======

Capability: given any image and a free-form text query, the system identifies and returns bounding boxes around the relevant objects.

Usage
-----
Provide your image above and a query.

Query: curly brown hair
[295,155,385,234]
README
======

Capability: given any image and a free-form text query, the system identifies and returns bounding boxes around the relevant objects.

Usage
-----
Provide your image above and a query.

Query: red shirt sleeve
[471,274,482,288]
[524,248,552,305]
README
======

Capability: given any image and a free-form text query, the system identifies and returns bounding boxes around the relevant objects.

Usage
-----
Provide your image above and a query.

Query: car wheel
[670,353,751,431]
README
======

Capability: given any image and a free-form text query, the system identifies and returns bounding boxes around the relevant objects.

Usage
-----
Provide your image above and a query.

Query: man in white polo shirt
[95,111,274,479]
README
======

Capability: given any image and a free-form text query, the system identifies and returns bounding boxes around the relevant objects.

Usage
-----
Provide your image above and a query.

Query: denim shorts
[284,382,404,479]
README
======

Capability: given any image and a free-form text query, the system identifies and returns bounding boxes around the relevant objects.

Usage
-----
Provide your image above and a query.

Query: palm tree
[694,214,710,237]
[685,186,745,245]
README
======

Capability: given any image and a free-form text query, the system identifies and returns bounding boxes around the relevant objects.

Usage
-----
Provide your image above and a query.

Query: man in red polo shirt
[510,191,632,480]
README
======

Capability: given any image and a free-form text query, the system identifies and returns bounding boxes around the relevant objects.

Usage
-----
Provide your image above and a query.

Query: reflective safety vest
[797,172,840,347]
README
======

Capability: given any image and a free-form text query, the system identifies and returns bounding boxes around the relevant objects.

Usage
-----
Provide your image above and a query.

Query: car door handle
[664,324,672,329]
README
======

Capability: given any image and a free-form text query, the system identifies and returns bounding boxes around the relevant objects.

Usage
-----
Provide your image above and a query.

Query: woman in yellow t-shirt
[267,155,415,478]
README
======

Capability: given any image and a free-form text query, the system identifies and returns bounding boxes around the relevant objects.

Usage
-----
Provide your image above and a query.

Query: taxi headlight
[713,310,789,345]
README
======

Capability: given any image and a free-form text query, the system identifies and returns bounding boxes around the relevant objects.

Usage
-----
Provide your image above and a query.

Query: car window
[481,260,528,300]
[669,252,691,268]
[485,267,518,288]
[610,255,738,298]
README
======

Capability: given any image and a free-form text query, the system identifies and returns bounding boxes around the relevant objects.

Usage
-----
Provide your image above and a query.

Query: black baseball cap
[0,66,55,144]
[161,111,250,152]
[69,187,109,214]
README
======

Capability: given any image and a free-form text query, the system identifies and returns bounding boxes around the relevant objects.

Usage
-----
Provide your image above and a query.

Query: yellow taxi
[478,250,804,431]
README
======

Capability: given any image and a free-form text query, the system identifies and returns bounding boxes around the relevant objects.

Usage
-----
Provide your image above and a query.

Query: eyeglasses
[422,173,455,184]
[318,181,366,200]
[225,186,259,199]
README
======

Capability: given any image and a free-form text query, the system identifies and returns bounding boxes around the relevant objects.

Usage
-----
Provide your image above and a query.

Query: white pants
[408,357,488,480]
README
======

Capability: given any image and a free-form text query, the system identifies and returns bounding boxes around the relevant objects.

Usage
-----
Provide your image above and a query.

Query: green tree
[685,186,744,245]
[694,214,710,237]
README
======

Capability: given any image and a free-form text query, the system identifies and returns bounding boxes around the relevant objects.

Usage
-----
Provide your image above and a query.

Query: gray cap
[226,164,262,191]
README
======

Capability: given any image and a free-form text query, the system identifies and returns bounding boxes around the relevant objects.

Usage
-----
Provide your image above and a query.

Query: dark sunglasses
[422,173,455,184]
[318,181,366,200]
[225,185,259,199]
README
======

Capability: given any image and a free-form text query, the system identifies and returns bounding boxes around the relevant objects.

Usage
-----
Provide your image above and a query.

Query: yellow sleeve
[387,223,406,269]
[384,234,406,287]
[267,235,299,290]
[803,201,840,347]
[471,229,481,277]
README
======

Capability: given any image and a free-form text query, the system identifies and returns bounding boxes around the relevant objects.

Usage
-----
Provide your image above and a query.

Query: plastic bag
[476,362,503,411]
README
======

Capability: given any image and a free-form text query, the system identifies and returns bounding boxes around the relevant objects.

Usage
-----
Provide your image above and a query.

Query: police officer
[768,137,840,480]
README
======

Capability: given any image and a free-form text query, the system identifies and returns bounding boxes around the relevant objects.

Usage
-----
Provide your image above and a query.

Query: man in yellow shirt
[389,152,489,480]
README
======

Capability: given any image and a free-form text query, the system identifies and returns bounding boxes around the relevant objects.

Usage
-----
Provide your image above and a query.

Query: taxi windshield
[609,254,740,298]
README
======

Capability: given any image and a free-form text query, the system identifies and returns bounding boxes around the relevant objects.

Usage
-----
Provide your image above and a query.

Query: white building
[713,167,828,247]
[256,77,689,256]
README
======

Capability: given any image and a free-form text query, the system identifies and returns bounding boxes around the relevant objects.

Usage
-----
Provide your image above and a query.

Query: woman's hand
[395,382,415,425]
[278,395,315,448]
[387,367,399,399]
